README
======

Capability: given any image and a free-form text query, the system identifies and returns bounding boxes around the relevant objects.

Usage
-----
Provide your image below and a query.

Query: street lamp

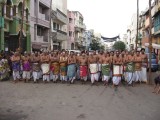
[148,0,152,84]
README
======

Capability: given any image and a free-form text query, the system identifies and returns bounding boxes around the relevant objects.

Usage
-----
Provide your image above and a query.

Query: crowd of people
[0,49,149,89]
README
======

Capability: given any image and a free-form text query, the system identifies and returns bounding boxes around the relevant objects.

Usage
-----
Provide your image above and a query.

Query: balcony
[37,13,50,28]
[39,0,50,8]
[79,24,86,30]
[75,26,81,32]
[39,13,49,21]
[51,9,67,24]
[36,35,48,43]
[52,30,67,41]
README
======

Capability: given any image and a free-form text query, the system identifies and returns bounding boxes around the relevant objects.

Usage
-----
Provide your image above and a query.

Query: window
[53,22,56,30]
[69,31,72,37]
[37,26,42,36]
[57,24,59,30]
[154,14,160,32]
[69,18,72,23]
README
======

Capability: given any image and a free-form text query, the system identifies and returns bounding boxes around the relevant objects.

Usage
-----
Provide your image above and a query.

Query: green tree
[113,41,126,51]
[100,45,105,50]
[90,39,101,50]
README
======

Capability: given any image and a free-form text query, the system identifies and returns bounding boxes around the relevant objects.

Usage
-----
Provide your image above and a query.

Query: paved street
[0,77,160,120]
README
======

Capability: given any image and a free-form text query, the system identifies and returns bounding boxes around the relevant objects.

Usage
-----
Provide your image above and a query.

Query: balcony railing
[57,29,67,35]
[39,13,49,21]
[36,35,48,42]
[51,9,67,24]
[52,29,67,41]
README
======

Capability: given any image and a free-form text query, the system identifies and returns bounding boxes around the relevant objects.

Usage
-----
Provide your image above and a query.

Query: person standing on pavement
[112,51,123,89]
[67,51,77,84]
[125,51,135,86]
[50,51,60,83]
[40,51,50,83]
[10,52,21,83]
[134,51,143,83]
[31,52,41,83]
[22,52,31,83]
[59,52,68,82]
[88,51,99,85]
[79,51,88,84]
[101,52,112,86]
[141,48,148,83]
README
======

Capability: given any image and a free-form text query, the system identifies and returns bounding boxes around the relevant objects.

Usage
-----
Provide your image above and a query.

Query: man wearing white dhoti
[88,51,98,85]
[31,52,40,83]
[141,48,148,83]
[134,51,142,83]
[40,51,50,83]
[112,51,123,89]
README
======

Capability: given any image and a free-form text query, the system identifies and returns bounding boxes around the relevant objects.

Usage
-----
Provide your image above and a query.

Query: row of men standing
[10,49,148,87]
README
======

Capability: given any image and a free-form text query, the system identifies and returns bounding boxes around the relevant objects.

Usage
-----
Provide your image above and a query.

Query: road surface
[0,80,159,120]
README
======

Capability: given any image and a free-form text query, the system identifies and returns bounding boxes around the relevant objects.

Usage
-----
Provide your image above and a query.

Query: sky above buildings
[68,0,149,38]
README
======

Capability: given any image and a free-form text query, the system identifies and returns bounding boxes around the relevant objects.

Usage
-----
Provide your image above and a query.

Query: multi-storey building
[0,0,31,52]
[73,11,86,50]
[51,0,68,50]
[30,0,51,51]
[67,10,75,50]
[84,29,94,50]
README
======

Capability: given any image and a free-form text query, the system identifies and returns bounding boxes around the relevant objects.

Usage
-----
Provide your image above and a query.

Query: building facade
[73,11,86,50]
[51,0,68,50]
[67,10,75,50]
[0,0,31,52]
[84,29,94,50]
[30,0,51,51]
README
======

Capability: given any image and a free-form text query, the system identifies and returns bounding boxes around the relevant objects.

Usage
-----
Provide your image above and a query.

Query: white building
[126,13,137,50]
[30,0,51,51]
[51,0,68,50]
[72,11,86,50]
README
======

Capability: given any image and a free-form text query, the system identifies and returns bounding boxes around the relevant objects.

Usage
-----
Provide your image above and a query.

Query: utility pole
[136,0,139,50]
[18,0,25,52]
[49,0,53,51]
[148,0,152,85]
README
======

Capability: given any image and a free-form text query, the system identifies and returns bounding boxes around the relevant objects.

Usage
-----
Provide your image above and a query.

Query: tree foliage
[113,41,126,51]
[90,39,104,51]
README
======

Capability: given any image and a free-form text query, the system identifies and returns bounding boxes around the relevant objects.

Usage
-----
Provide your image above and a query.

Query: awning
[145,43,160,49]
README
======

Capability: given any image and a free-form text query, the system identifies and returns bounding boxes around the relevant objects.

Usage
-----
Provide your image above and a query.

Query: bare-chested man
[31,52,40,83]
[97,51,103,81]
[110,51,114,79]
[79,51,88,84]
[50,51,59,83]
[125,51,135,86]
[88,51,98,85]
[59,52,68,82]
[134,51,142,83]
[22,52,31,83]
[67,51,76,84]
[101,52,111,86]
[141,48,148,83]
[112,51,123,89]
[40,51,50,83]
[11,52,21,83]
[76,52,81,80]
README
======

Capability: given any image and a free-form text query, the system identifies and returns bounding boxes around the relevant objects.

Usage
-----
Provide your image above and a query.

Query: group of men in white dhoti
[1,48,148,88]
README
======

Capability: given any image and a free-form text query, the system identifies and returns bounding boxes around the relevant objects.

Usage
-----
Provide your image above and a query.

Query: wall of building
[52,0,67,15]
[67,11,75,49]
